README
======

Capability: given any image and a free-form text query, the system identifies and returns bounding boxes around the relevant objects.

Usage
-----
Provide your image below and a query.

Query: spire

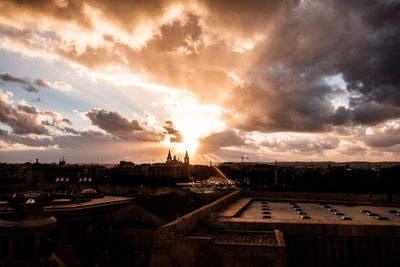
[184,150,190,178]
[184,150,189,165]
[167,149,172,163]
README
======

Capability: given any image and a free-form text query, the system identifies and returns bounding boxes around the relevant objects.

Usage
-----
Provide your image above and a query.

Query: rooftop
[222,198,400,225]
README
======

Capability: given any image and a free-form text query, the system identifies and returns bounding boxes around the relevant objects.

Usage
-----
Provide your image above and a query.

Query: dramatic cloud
[163,120,183,143]
[363,123,400,148]
[223,82,335,133]
[0,93,166,161]
[0,0,400,162]
[222,0,400,132]
[86,108,143,135]
[0,90,48,134]
[197,130,246,154]
[0,90,73,135]
[1,0,398,132]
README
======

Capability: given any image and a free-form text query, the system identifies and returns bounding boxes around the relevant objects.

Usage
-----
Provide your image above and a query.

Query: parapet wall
[151,191,242,267]
[154,190,241,243]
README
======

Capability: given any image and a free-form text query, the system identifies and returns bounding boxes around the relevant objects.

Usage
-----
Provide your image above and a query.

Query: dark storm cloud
[330,103,400,126]
[86,108,143,135]
[162,120,183,143]
[221,0,400,132]
[224,78,335,132]
[197,130,246,154]
[335,1,400,111]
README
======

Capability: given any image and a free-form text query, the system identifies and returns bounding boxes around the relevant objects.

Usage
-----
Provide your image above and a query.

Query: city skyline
[1,0,400,164]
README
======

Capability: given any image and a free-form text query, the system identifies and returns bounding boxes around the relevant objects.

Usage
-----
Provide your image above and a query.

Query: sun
[175,137,199,157]
[162,128,199,157]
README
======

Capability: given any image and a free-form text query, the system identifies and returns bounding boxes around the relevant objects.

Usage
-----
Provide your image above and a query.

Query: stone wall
[150,191,242,267]
[153,191,241,242]
[172,234,286,267]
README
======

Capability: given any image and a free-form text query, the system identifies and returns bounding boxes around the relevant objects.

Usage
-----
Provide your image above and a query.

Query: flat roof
[222,198,400,224]
[43,196,133,215]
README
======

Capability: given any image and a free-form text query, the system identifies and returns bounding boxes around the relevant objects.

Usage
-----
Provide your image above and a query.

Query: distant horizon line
[2,160,400,165]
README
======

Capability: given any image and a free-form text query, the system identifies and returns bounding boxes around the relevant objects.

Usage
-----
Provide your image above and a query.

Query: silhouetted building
[110,161,142,178]
[0,192,57,266]
[148,150,190,179]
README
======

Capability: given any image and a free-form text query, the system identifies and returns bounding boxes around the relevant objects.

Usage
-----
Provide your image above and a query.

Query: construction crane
[230,155,249,163]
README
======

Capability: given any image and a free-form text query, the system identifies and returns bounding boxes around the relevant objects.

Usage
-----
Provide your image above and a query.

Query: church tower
[184,150,189,165]
[184,150,190,178]
[167,149,172,163]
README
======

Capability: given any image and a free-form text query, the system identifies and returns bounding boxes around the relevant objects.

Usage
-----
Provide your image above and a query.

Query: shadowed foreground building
[2,188,400,266]
[0,191,135,266]
[0,188,229,266]
[151,191,400,267]
[0,192,57,266]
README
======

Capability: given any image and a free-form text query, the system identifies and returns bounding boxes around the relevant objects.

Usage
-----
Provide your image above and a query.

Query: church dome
[80,188,98,195]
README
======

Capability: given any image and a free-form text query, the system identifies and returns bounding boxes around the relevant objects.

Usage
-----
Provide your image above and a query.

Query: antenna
[230,155,249,163]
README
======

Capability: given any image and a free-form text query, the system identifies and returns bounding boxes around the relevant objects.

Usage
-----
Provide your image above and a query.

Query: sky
[0,0,400,164]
